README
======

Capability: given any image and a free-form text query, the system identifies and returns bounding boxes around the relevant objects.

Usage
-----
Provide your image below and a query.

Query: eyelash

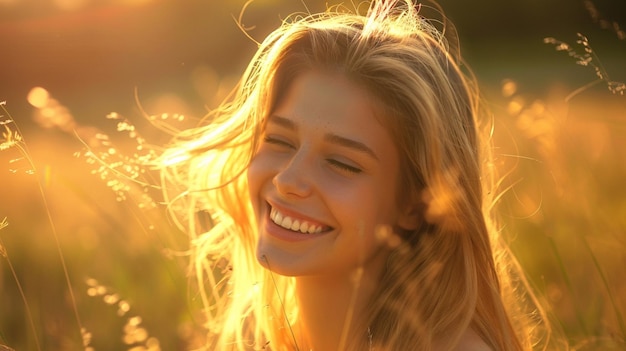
[263,136,294,149]
[263,136,363,174]
[326,159,362,174]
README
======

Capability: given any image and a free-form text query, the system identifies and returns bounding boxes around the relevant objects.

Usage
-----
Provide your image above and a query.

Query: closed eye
[263,135,295,149]
[326,158,362,174]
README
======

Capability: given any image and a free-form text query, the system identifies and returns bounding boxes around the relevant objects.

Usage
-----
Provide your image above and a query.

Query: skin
[247,70,418,350]
[246,70,489,350]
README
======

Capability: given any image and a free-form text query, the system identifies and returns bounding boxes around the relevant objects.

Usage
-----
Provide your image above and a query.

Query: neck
[293,268,379,351]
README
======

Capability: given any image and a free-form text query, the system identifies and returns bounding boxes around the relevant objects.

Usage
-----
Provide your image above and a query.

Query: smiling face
[247,70,415,277]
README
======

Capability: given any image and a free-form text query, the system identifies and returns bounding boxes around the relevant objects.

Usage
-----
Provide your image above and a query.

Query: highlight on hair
[158,1,549,350]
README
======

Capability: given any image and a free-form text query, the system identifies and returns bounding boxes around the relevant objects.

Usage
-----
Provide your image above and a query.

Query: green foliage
[1,1,625,349]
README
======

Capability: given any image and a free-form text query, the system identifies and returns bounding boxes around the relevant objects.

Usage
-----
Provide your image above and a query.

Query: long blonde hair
[160,1,543,350]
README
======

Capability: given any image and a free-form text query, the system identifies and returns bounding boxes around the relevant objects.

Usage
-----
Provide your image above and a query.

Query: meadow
[1,0,625,350]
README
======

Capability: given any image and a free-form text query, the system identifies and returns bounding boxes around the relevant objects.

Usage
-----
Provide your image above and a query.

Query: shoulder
[452,328,492,351]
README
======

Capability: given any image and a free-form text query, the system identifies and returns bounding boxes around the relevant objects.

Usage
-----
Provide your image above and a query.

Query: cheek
[247,152,282,203]
[344,183,398,228]
[246,156,267,204]
[327,187,375,229]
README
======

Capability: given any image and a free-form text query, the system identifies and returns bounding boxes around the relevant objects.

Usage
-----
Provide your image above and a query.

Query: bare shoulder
[452,328,492,351]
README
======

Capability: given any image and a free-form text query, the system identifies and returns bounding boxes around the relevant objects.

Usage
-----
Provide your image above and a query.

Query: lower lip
[263,214,329,242]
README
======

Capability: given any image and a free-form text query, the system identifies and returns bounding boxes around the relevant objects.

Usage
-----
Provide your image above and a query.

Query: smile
[269,207,330,234]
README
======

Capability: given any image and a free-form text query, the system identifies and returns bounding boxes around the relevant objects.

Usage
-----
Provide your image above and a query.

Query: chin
[255,243,319,277]
[256,248,298,277]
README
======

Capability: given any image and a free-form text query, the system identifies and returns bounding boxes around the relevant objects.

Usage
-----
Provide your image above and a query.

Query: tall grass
[492,78,626,348]
[1,101,79,351]
[490,17,625,346]
[1,2,625,349]
[1,98,201,350]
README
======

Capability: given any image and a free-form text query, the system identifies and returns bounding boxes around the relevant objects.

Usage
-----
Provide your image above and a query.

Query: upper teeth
[270,207,324,234]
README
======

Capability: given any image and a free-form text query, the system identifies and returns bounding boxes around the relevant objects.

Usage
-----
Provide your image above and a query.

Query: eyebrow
[268,115,380,161]
[268,115,297,131]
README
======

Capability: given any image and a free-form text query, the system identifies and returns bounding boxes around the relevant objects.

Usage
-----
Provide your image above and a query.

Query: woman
[160,1,543,349]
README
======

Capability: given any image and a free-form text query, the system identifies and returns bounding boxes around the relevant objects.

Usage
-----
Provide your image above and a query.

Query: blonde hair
[160,1,544,350]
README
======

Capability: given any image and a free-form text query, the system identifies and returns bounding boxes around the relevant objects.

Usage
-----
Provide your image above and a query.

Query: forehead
[271,70,388,135]
[267,70,402,173]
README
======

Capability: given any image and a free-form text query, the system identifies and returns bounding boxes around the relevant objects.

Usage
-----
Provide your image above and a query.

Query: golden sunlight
[53,0,89,11]
[26,87,50,109]
[1,1,624,350]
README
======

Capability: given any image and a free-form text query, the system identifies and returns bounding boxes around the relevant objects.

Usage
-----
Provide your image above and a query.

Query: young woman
[160,1,544,350]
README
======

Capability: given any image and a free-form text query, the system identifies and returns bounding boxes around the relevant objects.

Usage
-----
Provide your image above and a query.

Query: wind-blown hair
[160,1,543,350]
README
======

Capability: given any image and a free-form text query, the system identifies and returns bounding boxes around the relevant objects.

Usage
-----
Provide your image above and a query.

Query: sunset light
[1,1,625,350]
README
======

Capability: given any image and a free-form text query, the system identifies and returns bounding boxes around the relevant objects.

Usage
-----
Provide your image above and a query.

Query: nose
[272,152,313,198]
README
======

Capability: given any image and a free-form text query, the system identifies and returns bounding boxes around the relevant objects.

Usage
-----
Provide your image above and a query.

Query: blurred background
[1,0,625,350]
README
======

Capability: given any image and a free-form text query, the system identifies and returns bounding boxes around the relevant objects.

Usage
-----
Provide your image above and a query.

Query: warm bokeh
[1,0,625,350]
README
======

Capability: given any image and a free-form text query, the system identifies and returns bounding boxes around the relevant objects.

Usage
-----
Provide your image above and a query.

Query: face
[248,70,413,277]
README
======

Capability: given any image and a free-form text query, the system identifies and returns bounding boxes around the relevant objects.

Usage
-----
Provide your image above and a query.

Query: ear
[396,203,422,231]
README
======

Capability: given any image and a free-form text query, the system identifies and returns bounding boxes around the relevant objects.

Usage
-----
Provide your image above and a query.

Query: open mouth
[269,205,333,234]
